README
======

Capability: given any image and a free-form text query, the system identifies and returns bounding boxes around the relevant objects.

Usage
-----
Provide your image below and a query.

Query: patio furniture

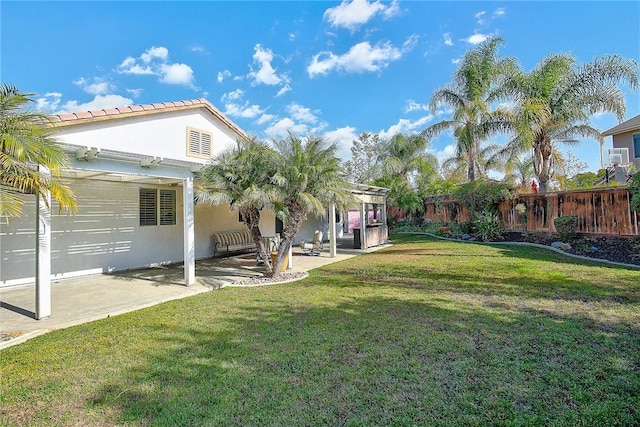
[300,230,323,256]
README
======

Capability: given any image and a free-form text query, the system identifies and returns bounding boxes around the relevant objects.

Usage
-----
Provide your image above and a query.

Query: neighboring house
[1,98,388,318]
[602,114,640,178]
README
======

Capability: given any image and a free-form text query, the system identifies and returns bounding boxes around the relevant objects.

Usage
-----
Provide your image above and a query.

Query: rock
[551,241,572,250]
[461,234,471,240]
[590,246,599,252]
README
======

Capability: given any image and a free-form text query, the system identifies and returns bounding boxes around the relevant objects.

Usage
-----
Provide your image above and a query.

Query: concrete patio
[1,238,390,349]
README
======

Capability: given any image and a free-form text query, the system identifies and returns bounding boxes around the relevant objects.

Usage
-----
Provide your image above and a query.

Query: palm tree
[421,37,514,182]
[196,136,280,276]
[271,133,352,276]
[379,133,437,184]
[501,155,536,193]
[500,54,638,193]
[0,83,76,217]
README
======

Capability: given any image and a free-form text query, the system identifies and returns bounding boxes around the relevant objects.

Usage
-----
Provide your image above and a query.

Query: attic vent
[187,127,213,159]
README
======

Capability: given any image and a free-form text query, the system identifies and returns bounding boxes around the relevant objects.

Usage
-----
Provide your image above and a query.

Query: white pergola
[33,146,198,319]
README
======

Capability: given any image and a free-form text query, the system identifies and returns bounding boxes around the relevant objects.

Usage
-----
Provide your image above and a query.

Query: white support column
[287,244,293,269]
[35,166,51,320]
[359,201,367,249]
[329,202,337,257]
[183,176,196,286]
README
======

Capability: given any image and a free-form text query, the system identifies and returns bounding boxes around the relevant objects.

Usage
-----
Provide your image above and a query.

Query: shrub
[629,172,640,212]
[474,210,504,241]
[453,180,516,219]
[554,215,578,242]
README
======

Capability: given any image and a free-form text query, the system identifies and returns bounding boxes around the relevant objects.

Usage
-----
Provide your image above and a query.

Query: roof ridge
[52,97,246,138]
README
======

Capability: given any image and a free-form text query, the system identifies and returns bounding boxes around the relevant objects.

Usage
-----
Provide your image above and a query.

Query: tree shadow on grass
[86,292,639,426]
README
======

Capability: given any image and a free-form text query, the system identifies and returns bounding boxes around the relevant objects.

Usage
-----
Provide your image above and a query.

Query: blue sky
[2,1,639,173]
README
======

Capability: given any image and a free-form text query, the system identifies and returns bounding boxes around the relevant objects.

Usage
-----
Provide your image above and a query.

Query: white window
[187,127,212,159]
[140,188,176,226]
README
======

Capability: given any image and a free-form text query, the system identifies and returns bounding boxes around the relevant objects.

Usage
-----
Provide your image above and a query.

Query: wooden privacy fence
[423,187,639,236]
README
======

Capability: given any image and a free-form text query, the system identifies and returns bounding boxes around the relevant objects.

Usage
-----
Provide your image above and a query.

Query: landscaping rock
[551,241,572,251]
[461,234,471,240]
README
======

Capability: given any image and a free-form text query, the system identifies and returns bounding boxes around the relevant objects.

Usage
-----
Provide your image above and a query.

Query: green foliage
[554,215,578,242]
[0,82,77,217]
[515,203,528,230]
[453,180,515,218]
[629,172,640,212]
[343,131,385,184]
[474,210,504,241]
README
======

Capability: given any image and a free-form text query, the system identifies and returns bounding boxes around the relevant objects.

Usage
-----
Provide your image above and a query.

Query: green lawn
[1,234,639,426]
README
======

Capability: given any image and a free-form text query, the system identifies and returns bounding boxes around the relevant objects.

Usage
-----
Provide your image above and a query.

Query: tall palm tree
[501,155,536,193]
[271,133,352,276]
[499,54,638,193]
[0,83,76,217]
[421,37,514,182]
[196,135,280,275]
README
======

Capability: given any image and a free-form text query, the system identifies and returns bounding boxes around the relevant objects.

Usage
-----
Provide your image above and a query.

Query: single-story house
[0,98,388,319]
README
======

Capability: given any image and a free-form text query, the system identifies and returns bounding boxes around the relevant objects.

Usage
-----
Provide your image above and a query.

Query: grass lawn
[1,234,639,426]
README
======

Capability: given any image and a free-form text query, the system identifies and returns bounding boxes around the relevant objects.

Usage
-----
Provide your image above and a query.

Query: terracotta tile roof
[602,114,640,136]
[51,98,247,138]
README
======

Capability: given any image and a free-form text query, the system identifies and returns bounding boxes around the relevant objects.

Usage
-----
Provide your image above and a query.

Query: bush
[554,215,578,242]
[474,210,504,241]
[453,180,516,219]
[629,172,640,212]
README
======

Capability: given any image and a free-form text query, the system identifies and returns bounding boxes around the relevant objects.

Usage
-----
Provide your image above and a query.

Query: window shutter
[159,190,176,225]
[139,188,157,226]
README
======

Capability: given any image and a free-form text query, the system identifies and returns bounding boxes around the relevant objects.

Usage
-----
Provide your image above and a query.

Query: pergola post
[35,166,51,320]
[329,202,337,257]
[183,175,195,286]
[359,201,367,249]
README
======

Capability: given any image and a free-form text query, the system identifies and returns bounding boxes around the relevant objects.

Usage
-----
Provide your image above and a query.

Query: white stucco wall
[1,179,274,287]
[55,109,240,163]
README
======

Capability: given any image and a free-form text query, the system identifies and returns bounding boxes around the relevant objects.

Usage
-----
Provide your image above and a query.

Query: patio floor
[0,236,390,349]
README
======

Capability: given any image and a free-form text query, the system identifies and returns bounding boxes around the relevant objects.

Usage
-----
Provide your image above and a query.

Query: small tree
[270,133,353,276]
[197,136,280,276]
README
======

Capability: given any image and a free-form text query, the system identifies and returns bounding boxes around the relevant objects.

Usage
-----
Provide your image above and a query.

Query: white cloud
[249,44,285,86]
[73,77,113,95]
[36,92,62,112]
[452,56,463,64]
[118,57,154,75]
[59,94,134,114]
[141,46,168,63]
[256,113,275,125]
[224,102,264,119]
[465,33,489,45]
[443,32,453,46]
[117,46,196,88]
[404,99,429,113]
[126,88,143,98]
[217,70,231,83]
[287,103,318,123]
[159,63,194,86]
[221,89,244,102]
[276,84,292,97]
[378,115,434,140]
[264,117,309,139]
[493,7,506,18]
[475,10,486,25]
[324,0,399,32]
[324,126,358,159]
[307,40,406,77]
